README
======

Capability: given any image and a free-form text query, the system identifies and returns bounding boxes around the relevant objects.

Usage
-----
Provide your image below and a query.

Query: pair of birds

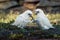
[11,9,54,30]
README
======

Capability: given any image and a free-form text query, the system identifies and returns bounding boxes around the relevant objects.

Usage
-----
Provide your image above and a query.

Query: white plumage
[11,9,54,30]
[35,9,54,30]
[11,10,33,28]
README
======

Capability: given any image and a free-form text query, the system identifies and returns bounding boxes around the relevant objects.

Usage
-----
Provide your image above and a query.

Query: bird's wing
[12,15,23,26]
[36,9,54,28]
[11,10,33,28]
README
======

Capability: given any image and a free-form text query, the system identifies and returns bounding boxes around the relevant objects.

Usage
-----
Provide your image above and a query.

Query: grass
[0,11,60,39]
[0,12,60,25]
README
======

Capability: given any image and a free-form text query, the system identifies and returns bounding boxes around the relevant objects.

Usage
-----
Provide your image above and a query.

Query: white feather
[35,9,54,30]
[11,10,33,28]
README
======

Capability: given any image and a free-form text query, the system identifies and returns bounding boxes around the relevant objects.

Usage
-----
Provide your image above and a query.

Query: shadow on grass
[0,22,60,40]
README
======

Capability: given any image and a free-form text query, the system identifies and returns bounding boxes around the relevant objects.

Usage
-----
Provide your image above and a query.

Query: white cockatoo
[34,9,54,30]
[11,10,33,29]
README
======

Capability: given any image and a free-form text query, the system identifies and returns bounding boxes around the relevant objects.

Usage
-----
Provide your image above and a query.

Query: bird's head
[35,9,42,15]
[24,10,32,15]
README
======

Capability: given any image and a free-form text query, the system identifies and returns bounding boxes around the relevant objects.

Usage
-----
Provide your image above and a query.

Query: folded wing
[11,10,33,28]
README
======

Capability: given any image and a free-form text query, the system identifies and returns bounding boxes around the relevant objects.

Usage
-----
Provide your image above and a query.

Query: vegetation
[0,11,60,39]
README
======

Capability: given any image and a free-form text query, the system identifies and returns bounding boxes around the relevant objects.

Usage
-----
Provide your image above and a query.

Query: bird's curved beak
[31,11,37,20]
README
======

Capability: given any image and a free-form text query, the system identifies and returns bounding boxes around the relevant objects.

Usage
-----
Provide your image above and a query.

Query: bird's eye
[28,13,31,15]
[35,11,39,15]
[28,13,32,16]
[36,11,39,13]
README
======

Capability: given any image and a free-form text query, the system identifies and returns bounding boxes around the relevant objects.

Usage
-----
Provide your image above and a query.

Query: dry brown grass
[0,11,60,25]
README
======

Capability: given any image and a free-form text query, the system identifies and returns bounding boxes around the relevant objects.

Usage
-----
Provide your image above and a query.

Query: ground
[0,22,60,40]
[0,12,60,40]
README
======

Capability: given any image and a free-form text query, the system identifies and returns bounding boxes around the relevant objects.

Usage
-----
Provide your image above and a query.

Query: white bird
[11,10,33,29]
[35,9,54,30]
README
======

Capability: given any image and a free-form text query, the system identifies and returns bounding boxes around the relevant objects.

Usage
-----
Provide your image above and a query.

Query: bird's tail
[10,23,15,26]
[48,24,55,29]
